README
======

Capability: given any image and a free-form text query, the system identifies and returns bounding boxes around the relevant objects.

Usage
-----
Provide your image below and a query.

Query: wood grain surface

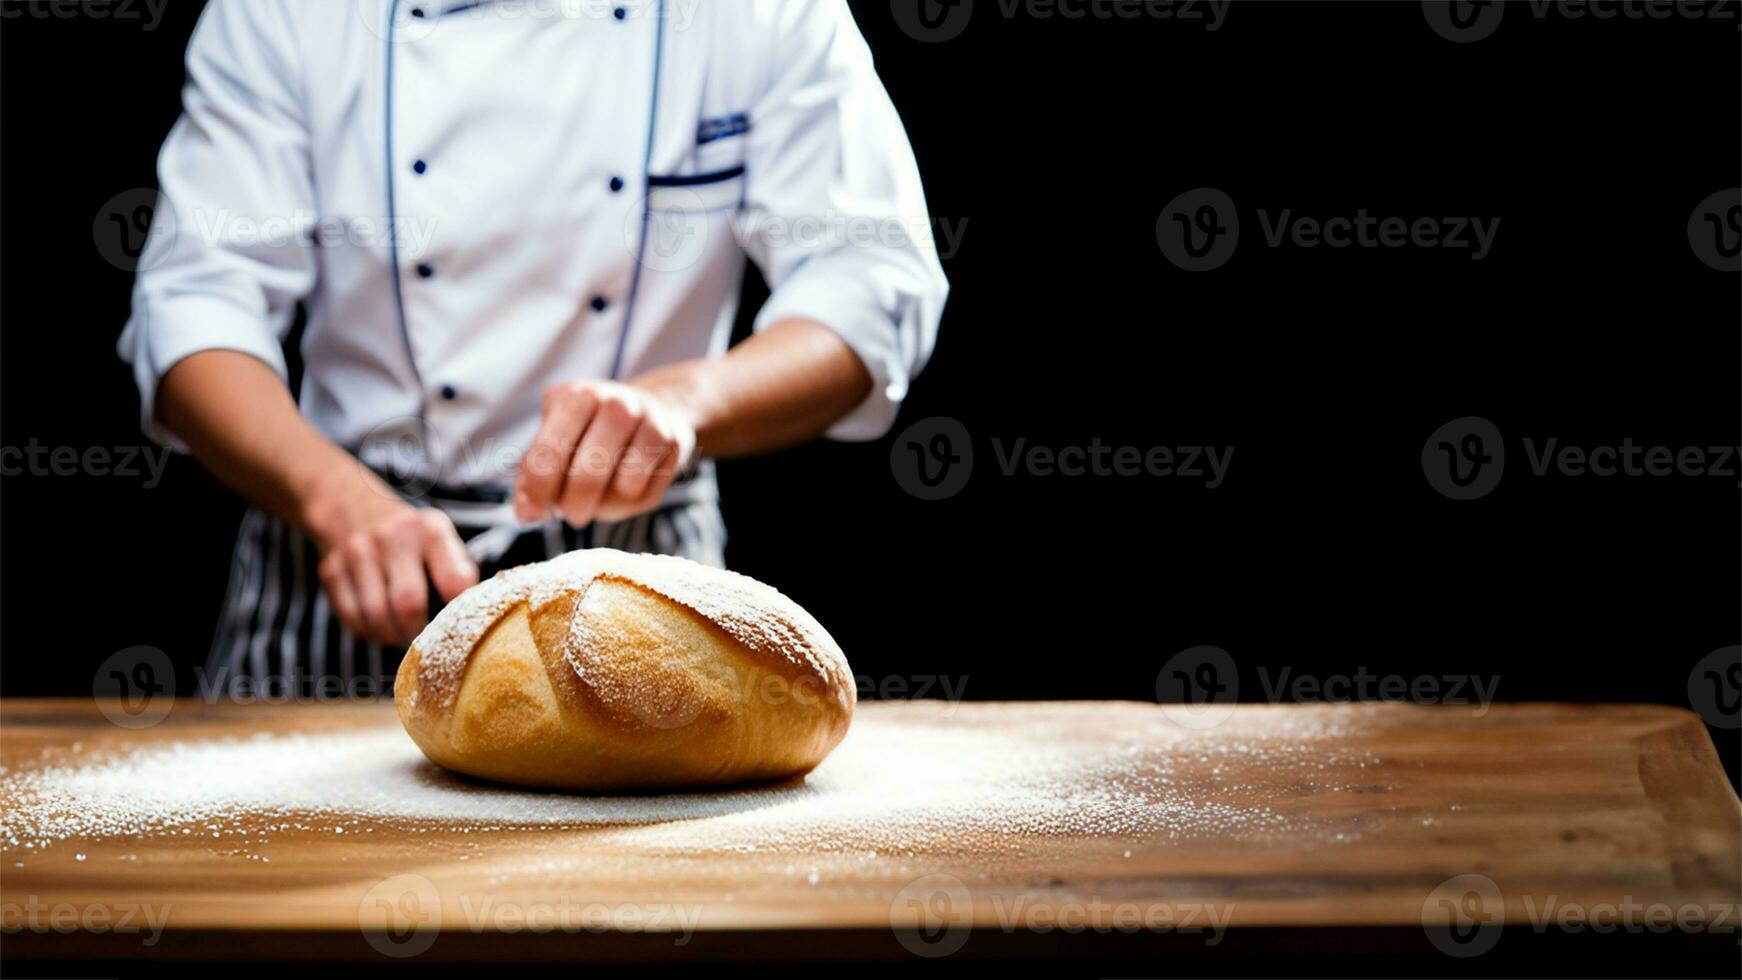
[1,698,1736,964]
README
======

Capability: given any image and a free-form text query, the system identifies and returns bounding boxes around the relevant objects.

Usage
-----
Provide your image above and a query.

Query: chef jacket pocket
[636,165,745,273]
[646,164,745,213]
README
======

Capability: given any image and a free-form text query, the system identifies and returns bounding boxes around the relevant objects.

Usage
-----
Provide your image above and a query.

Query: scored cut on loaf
[394,549,855,792]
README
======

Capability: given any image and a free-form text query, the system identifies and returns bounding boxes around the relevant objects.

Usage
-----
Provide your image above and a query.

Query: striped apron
[199,483,725,702]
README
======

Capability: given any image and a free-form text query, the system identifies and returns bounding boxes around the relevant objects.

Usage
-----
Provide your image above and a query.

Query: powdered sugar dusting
[0,704,1384,862]
[409,550,846,711]
[407,570,529,709]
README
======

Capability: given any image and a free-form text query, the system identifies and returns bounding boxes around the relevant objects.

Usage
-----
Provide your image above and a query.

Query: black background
[1,0,1737,794]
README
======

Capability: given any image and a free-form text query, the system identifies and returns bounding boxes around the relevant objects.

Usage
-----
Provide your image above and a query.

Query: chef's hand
[309,483,480,646]
[513,380,697,527]
[155,351,482,647]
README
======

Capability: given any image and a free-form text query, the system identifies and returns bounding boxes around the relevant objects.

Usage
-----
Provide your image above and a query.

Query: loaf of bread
[394,549,855,791]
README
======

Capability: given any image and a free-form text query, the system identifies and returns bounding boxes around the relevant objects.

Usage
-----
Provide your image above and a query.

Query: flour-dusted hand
[513,380,698,528]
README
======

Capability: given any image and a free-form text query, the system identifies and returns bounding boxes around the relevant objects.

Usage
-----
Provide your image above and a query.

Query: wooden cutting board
[0,698,1736,963]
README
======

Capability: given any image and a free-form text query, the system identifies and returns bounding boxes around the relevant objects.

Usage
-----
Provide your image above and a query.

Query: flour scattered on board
[0,704,1380,861]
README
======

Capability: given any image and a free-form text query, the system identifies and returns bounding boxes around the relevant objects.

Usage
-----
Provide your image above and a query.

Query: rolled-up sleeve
[740,0,949,441]
[116,0,315,449]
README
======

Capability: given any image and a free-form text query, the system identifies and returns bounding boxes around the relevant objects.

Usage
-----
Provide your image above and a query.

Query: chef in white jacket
[119,0,947,698]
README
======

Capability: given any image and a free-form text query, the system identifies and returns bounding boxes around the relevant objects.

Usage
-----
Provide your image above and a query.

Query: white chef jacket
[119,0,947,507]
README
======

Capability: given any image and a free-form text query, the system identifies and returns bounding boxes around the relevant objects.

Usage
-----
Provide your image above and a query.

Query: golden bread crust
[394,550,854,791]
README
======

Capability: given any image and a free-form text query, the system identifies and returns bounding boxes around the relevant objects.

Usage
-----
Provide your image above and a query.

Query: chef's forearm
[156,349,394,546]
[630,319,874,461]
